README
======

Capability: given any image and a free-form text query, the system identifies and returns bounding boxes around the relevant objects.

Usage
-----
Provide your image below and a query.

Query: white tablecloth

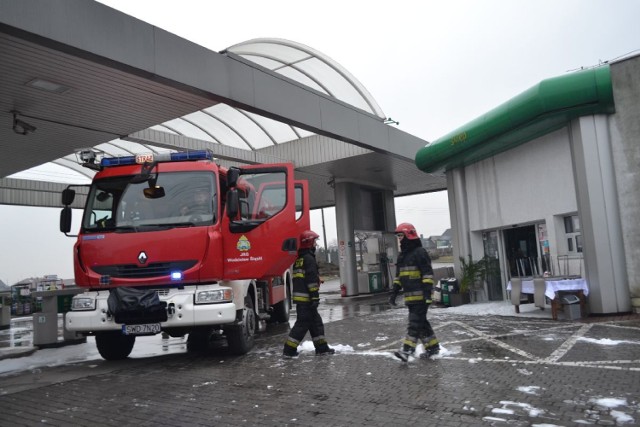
[507,278,589,300]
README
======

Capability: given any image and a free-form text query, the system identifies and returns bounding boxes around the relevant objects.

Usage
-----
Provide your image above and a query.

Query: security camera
[13,118,37,135]
[11,111,37,135]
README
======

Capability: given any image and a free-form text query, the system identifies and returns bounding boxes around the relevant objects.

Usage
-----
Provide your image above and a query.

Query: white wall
[464,128,578,232]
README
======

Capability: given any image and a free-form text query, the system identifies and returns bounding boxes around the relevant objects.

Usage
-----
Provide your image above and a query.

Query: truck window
[83,171,216,231]
[240,172,287,221]
[256,186,285,219]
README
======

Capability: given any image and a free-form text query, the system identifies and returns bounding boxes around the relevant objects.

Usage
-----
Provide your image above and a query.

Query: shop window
[564,215,582,254]
[564,215,580,233]
[575,234,583,253]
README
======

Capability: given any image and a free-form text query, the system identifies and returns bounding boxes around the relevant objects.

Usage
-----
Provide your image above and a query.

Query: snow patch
[578,337,639,346]
[610,410,634,424]
[517,385,541,395]
[591,397,627,408]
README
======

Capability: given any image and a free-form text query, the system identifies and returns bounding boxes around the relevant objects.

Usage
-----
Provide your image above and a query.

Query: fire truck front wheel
[95,331,136,360]
[226,296,256,355]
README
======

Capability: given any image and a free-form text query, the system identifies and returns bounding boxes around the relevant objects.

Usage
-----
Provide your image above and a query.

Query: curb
[0,346,37,361]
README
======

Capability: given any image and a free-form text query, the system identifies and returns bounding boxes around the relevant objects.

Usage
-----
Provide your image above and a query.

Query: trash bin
[433,284,442,303]
[561,294,581,320]
[447,278,459,294]
[33,312,59,346]
[440,279,450,306]
[368,272,383,293]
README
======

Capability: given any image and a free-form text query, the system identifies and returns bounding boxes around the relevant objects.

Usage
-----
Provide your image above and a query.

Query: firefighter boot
[282,343,299,358]
[394,350,411,362]
[315,344,335,355]
[394,343,414,362]
[420,342,441,359]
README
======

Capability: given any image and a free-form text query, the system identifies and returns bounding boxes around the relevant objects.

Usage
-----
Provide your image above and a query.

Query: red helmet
[395,222,419,240]
[300,230,320,249]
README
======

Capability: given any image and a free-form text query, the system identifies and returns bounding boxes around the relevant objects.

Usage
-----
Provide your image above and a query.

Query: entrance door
[503,225,539,277]
[482,231,503,301]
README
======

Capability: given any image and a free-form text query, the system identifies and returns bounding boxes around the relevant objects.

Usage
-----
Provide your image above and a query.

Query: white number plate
[135,153,154,164]
[122,323,161,336]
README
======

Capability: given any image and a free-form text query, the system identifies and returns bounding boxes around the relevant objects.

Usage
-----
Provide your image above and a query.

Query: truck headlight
[71,296,96,311]
[195,288,233,304]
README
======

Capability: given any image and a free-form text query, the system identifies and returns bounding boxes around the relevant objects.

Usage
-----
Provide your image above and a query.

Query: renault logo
[138,251,148,265]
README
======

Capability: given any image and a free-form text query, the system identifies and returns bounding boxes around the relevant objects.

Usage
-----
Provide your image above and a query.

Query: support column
[570,115,629,313]
[335,181,359,296]
[447,168,471,279]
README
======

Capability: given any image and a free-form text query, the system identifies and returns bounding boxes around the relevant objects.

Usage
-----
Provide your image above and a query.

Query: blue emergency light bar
[100,150,213,167]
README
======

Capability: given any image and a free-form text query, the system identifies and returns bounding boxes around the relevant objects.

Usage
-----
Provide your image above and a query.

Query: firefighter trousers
[283,304,329,355]
[402,302,439,353]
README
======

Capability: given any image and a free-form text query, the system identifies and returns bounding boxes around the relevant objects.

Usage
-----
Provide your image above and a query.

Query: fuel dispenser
[355,231,398,294]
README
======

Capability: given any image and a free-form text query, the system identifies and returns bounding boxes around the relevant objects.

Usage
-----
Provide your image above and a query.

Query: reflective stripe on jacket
[394,246,434,305]
[292,250,320,304]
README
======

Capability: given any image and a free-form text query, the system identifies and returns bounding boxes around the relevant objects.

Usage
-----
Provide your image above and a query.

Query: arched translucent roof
[10,38,386,182]
[225,38,385,119]
[149,38,386,150]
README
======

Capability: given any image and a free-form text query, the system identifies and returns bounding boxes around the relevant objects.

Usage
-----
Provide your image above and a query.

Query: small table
[507,278,589,320]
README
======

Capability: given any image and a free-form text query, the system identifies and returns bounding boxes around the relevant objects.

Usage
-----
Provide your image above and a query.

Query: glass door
[482,231,503,301]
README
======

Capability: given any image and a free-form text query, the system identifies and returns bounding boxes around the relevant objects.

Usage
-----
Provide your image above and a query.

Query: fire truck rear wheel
[226,296,256,355]
[95,331,136,360]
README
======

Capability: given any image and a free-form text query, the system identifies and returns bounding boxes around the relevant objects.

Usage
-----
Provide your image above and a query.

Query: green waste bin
[440,279,450,306]
[368,272,383,293]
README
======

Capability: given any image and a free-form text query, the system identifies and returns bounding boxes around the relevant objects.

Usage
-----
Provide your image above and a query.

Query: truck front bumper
[66,287,237,332]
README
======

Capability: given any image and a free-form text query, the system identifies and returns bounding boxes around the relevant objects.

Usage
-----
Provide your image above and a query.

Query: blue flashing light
[170,271,183,281]
[170,150,213,161]
[100,155,137,167]
[100,150,213,168]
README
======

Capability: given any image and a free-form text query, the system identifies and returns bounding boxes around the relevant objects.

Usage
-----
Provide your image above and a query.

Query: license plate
[122,323,161,336]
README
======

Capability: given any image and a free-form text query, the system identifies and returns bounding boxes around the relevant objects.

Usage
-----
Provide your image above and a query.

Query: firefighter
[283,230,335,357]
[389,222,440,361]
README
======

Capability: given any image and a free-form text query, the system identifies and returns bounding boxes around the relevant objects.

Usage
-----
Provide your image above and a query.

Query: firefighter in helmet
[389,222,440,361]
[283,230,335,357]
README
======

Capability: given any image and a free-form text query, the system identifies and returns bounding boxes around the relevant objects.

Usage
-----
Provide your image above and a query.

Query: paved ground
[1,281,639,426]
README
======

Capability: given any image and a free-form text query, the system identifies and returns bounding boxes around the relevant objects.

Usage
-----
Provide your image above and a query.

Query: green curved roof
[415,65,615,173]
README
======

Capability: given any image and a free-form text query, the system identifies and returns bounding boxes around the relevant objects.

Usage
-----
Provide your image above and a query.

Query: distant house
[421,229,453,255]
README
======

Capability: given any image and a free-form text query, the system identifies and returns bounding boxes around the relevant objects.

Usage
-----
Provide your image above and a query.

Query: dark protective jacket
[393,242,435,305]
[291,249,320,304]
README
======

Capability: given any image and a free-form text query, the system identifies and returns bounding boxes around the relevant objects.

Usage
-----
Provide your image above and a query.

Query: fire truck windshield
[82,171,216,232]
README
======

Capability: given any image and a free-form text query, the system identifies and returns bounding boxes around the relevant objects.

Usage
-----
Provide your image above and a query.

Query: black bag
[107,287,168,324]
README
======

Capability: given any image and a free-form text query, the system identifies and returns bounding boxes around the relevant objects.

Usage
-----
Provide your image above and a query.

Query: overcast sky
[2,0,639,284]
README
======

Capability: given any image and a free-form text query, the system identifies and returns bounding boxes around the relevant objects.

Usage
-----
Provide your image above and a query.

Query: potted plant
[453,255,491,305]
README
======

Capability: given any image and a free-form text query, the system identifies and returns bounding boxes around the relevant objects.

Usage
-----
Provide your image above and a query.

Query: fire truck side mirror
[226,189,239,220]
[61,188,76,206]
[60,206,72,233]
[227,167,240,188]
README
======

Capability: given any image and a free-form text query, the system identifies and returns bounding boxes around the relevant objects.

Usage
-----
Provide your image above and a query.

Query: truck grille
[92,260,197,278]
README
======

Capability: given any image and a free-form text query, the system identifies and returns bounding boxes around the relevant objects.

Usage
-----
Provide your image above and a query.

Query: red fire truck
[60,150,309,360]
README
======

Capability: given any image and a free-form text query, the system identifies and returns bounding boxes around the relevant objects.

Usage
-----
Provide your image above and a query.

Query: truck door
[222,164,305,280]
[294,180,310,238]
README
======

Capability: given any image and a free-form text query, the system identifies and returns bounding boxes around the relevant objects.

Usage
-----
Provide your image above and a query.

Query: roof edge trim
[415,65,615,173]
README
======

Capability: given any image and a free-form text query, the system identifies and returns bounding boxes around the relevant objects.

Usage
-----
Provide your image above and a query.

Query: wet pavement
[1,280,639,426]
